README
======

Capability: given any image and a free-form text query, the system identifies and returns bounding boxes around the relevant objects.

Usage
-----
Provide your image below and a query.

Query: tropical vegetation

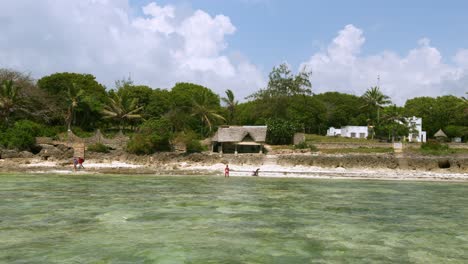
[0,64,466,154]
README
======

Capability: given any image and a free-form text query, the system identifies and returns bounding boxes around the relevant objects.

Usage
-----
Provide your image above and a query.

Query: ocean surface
[1,174,467,263]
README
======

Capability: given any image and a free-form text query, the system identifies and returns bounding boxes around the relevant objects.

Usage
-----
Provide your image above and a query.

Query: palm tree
[221,89,237,124]
[191,90,225,137]
[101,91,143,131]
[65,83,85,131]
[0,79,22,124]
[382,104,407,142]
[361,86,391,124]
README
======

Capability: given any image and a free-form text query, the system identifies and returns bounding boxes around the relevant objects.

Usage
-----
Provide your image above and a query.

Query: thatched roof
[434,129,447,138]
[212,126,267,143]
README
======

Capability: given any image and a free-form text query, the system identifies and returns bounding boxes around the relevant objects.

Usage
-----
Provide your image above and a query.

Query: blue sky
[131,0,468,69]
[0,0,467,103]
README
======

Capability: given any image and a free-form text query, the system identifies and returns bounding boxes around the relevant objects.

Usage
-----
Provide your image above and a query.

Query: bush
[294,141,309,149]
[174,130,206,153]
[419,140,453,155]
[266,118,301,145]
[444,125,468,139]
[293,142,318,152]
[309,144,318,152]
[87,143,110,153]
[421,140,449,151]
[0,120,44,150]
[127,134,154,155]
[126,118,173,155]
[186,139,204,153]
[71,127,95,138]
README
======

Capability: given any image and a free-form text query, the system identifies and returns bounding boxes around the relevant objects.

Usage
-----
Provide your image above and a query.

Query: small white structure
[406,116,426,143]
[326,127,341,136]
[327,126,368,139]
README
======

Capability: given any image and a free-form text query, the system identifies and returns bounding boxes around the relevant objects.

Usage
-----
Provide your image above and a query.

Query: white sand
[21,161,58,167]
[20,159,142,169]
[83,161,143,168]
[183,163,468,181]
[13,159,468,181]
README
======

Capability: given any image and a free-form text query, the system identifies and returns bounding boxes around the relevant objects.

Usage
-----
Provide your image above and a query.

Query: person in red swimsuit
[224,164,229,178]
[78,157,85,170]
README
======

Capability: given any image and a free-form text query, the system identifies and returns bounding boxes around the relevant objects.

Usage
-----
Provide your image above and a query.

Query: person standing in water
[224,164,230,178]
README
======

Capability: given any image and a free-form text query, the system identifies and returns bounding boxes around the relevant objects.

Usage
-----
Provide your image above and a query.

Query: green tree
[0,79,21,124]
[315,92,368,133]
[101,91,143,131]
[221,89,238,124]
[361,86,391,125]
[1,69,61,125]
[65,83,85,131]
[266,118,301,145]
[288,95,327,134]
[168,82,222,136]
[404,95,465,137]
[126,117,173,154]
[191,90,225,136]
[0,120,44,150]
[235,101,262,126]
[146,88,171,119]
[248,63,312,119]
[380,104,408,142]
[37,72,107,130]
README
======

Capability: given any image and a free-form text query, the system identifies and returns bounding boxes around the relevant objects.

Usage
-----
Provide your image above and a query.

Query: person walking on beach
[224,164,230,178]
[73,157,78,171]
[78,157,85,170]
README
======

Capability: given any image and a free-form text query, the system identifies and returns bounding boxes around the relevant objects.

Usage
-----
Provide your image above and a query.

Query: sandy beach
[1,157,466,182]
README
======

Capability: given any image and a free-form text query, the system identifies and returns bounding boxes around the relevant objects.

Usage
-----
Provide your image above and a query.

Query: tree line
[0,65,467,153]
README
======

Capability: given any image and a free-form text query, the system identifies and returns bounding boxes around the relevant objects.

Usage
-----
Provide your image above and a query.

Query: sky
[1,0,467,104]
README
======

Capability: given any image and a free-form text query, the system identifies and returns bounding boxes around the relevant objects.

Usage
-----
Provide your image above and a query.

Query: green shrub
[419,140,453,155]
[0,120,44,150]
[294,141,309,149]
[127,134,154,155]
[266,118,301,145]
[87,143,110,153]
[186,139,205,153]
[309,144,318,152]
[421,140,449,151]
[71,127,94,138]
[174,130,205,153]
[126,118,173,155]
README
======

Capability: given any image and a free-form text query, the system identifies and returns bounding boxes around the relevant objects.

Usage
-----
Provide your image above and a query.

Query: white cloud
[454,49,468,69]
[0,1,264,100]
[301,24,467,104]
[1,3,466,105]
[132,2,176,34]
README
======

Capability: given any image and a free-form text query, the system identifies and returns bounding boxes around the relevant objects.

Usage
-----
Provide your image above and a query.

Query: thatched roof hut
[212,126,267,154]
[434,129,447,138]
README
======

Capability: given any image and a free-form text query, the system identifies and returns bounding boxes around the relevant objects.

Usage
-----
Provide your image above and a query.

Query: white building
[405,116,427,143]
[326,127,341,136]
[327,126,368,139]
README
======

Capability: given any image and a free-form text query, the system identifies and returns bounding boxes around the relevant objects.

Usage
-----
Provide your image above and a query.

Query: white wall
[341,126,368,138]
[326,127,341,136]
[406,116,426,142]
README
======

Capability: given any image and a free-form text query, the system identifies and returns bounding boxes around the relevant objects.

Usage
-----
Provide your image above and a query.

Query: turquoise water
[1,174,468,263]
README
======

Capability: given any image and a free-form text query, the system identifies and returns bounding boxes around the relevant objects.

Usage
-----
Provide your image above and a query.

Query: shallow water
[1,174,467,263]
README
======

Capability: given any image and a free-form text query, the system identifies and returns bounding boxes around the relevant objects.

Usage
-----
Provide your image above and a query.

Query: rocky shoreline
[1,149,467,181]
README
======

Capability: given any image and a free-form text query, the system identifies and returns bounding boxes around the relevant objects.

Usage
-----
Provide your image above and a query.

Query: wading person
[73,157,78,171]
[78,157,85,170]
[252,168,260,176]
[224,164,230,178]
